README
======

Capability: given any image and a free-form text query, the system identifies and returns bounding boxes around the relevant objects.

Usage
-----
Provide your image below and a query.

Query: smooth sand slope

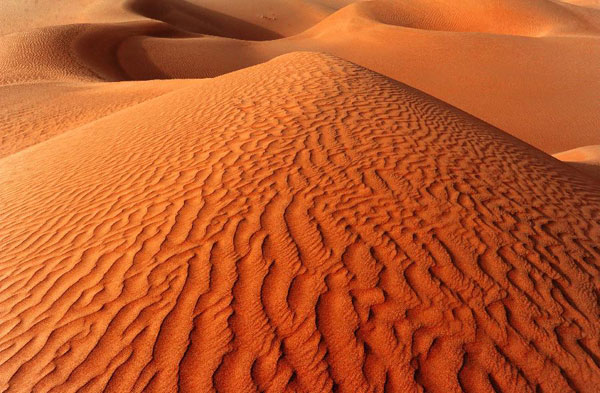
[0,0,354,37]
[0,78,196,158]
[1,53,600,393]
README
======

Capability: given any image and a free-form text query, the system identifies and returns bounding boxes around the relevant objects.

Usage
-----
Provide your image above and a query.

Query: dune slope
[554,145,600,181]
[1,53,599,393]
[0,80,193,158]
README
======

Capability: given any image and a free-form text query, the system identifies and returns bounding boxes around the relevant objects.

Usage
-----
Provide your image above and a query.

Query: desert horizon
[1,1,599,392]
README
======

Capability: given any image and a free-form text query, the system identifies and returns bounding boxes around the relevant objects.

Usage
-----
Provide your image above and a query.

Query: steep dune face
[1,53,599,393]
[0,0,354,38]
[132,0,359,36]
[124,0,283,40]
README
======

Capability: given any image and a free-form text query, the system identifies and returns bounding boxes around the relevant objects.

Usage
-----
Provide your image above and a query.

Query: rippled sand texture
[1,1,600,393]
[1,53,600,393]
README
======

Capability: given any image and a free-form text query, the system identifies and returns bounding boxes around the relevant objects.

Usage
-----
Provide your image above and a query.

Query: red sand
[1,2,600,393]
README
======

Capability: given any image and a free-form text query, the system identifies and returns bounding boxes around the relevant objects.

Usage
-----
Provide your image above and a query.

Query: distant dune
[1,1,600,393]
[555,145,600,181]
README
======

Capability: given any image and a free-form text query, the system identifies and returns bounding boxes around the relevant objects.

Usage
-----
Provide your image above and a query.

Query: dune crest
[1,53,599,393]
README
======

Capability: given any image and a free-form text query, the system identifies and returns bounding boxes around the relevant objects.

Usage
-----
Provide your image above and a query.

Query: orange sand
[555,145,600,180]
[1,2,600,393]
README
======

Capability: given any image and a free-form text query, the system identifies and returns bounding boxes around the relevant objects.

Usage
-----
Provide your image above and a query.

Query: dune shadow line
[125,0,283,40]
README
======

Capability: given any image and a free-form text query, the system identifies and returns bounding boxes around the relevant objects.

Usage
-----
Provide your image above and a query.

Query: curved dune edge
[0,0,349,38]
[1,52,599,393]
[304,0,600,36]
[123,0,284,40]
[554,145,600,181]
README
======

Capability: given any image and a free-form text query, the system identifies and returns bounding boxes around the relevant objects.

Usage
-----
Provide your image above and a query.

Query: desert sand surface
[1,1,600,393]
[555,145,600,180]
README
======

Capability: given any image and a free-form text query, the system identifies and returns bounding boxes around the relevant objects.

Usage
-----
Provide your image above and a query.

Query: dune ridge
[1,53,600,393]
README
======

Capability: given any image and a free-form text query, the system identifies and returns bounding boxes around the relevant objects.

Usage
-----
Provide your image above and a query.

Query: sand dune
[0,0,353,37]
[0,80,192,158]
[1,52,600,393]
[330,0,600,35]
[554,145,600,181]
[1,1,600,392]
[125,0,283,40]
